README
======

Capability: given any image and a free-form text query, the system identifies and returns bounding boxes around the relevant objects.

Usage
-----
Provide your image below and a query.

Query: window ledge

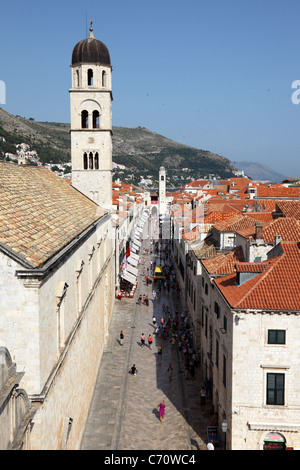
[248,422,300,432]
[260,364,290,369]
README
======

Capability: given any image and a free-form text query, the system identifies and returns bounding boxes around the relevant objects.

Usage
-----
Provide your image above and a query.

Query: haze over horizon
[1,0,300,178]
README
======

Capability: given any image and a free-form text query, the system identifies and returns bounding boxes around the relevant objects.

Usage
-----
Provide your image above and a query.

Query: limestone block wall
[0,347,34,450]
[0,253,40,387]
[0,216,115,449]
[230,312,300,450]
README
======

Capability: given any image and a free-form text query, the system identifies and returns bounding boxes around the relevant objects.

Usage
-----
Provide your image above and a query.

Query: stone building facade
[199,240,300,450]
[0,163,115,449]
[0,346,35,449]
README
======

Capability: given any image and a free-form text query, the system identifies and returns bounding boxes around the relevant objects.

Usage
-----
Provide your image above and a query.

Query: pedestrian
[152,290,156,300]
[200,386,206,406]
[204,377,211,399]
[207,439,214,450]
[168,363,173,382]
[148,334,153,350]
[141,333,145,348]
[152,315,157,328]
[130,364,138,376]
[119,331,124,346]
[157,344,162,359]
[138,294,142,305]
[158,400,166,423]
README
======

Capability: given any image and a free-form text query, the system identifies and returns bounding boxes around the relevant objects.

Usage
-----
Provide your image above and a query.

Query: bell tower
[159,166,167,216]
[69,21,112,208]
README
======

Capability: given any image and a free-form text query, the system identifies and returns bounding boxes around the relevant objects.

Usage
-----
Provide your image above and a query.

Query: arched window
[92,110,100,129]
[87,69,93,86]
[81,110,88,128]
[161,175,164,181]
[89,152,93,169]
[102,71,106,87]
[76,70,80,87]
[94,152,99,169]
[83,152,88,169]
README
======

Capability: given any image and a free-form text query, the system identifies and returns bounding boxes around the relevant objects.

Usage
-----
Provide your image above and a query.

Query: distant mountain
[233,161,287,184]
[0,107,237,186]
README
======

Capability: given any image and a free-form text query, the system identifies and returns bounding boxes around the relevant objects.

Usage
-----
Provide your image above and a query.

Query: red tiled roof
[204,212,241,224]
[202,246,244,275]
[276,200,300,220]
[213,214,258,232]
[182,226,199,241]
[262,218,300,242]
[246,212,275,223]
[0,163,106,268]
[215,241,300,310]
[235,262,268,273]
[257,186,300,198]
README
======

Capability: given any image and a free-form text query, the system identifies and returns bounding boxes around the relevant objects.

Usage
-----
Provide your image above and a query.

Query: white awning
[132,243,140,251]
[127,265,138,277]
[130,253,140,261]
[121,271,137,285]
[133,238,141,246]
[127,256,138,266]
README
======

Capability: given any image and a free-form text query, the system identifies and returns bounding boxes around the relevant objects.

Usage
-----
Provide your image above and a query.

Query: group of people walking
[123,236,212,435]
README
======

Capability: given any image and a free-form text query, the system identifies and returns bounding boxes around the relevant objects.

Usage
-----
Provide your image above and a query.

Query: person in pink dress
[158,400,166,423]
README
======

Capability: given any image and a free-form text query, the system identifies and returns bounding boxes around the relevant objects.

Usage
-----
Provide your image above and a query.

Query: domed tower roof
[71,21,111,67]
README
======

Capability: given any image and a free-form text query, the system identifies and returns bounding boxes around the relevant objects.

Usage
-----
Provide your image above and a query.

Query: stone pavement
[81,241,214,451]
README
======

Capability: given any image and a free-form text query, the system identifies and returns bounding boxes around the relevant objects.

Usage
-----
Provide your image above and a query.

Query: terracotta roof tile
[257,185,300,198]
[0,163,106,268]
[202,246,244,275]
[262,218,300,242]
[276,200,300,220]
[213,214,258,232]
[215,242,300,310]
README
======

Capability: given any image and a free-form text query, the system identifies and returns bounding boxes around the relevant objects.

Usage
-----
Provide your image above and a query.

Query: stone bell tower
[69,21,112,208]
[159,166,167,216]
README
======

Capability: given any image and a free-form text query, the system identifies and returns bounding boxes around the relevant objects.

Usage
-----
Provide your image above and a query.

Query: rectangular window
[268,330,286,345]
[214,301,220,318]
[223,315,227,332]
[266,373,285,405]
[223,355,226,387]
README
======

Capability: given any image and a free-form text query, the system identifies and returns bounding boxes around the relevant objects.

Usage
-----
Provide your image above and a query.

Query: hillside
[233,160,287,184]
[0,107,236,186]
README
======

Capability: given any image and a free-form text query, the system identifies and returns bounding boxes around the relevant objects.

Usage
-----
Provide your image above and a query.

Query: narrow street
[81,216,213,451]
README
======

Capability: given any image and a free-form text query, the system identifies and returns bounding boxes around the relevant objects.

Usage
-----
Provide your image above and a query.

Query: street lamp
[221,418,228,450]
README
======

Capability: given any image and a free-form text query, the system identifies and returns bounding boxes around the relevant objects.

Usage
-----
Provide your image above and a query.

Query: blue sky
[1,0,300,177]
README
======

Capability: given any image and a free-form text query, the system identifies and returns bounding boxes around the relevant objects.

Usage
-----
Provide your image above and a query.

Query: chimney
[255,222,264,240]
[275,234,282,245]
